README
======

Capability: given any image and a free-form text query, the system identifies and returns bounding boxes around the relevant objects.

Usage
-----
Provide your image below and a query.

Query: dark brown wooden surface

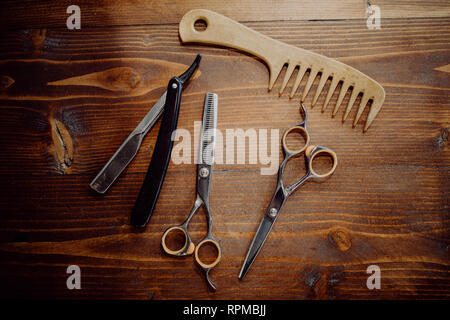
[0,1,449,299]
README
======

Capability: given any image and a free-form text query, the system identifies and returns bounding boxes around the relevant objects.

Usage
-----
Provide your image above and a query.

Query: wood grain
[0,3,449,299]
[1,0,450,30]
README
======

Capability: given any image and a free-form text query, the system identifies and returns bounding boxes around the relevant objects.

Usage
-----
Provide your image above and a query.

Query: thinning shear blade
[199,93,218,166]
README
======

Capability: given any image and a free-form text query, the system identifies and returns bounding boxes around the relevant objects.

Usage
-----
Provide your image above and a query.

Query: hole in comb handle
[194,19,208,32]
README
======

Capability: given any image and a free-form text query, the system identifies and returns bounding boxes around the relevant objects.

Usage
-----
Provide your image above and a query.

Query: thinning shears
[239,104,338,280]
[161,93,221,291]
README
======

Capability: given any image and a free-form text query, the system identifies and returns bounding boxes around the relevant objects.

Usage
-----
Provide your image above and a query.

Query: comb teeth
[271,59,384,131]
[276,62,373,124]
[333,82,351,117]
[279,63,296,96]
[311,72,329,107]
[301,67,319,102]
[289,65,308,99]
[343,87,361,121]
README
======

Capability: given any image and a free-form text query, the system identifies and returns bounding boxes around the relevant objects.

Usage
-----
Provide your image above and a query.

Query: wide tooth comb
[179,9,386,131]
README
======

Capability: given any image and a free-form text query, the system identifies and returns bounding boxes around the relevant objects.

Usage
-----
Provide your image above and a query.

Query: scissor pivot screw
[269,208,278,218]
[199,167,209,178]
[172,83,178,89]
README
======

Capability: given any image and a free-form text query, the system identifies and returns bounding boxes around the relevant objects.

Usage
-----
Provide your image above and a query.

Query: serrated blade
[199,93,218,166]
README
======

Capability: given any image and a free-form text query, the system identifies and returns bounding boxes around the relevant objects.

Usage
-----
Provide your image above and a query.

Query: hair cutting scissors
[161,93,221,291]
[239,104,338,280]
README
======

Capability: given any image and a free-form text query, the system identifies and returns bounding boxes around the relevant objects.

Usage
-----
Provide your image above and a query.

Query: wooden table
[0,1,449,299]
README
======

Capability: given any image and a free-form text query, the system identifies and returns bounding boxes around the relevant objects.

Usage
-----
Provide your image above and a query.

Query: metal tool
[131,55,202,227]
[180,9,385,131]
[161,93,220,291]
[90,54,202,194]
[238,104,338,280]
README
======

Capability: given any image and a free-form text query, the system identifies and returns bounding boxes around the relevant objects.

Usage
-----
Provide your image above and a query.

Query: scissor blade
[199,93,218,165]
[239,215,275,280]
[90,92,167,193]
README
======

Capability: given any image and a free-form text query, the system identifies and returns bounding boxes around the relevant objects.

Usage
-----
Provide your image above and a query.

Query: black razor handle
[131,54,201,227]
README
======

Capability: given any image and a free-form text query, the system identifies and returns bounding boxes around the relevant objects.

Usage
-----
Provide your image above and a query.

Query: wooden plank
[1,0,450,30]
[0,167,448,299]
[0,18,449,175]
[0,16,449,299]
